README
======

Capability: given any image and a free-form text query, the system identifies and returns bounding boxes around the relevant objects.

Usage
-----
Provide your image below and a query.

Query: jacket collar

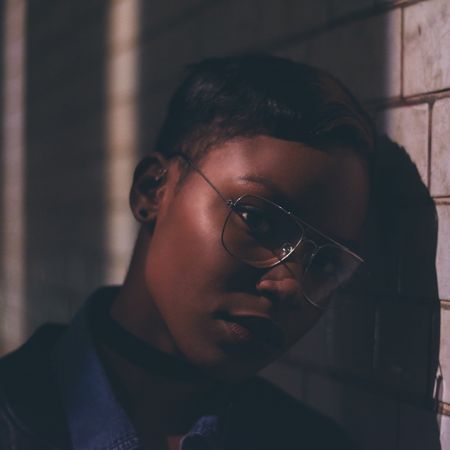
[54,287,141,450]
[0,323,70,449]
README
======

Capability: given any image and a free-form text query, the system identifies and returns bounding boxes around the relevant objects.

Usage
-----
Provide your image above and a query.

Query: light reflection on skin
[113,135,369,382]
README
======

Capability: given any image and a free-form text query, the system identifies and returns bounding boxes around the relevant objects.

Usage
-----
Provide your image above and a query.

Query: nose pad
[281,238,316,275]
[257,239,319,308]
[256,260,305,309]
[279,242,294,259]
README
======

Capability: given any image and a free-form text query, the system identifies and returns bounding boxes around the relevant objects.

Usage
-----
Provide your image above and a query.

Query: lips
[218,313,284,349]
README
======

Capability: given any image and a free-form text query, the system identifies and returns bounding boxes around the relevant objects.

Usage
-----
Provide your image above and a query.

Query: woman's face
[143,135,369,381]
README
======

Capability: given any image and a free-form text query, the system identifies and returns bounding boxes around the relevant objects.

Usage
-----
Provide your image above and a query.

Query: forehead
[197,135,369,241]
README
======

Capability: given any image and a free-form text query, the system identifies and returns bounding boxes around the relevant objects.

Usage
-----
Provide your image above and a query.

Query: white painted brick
[105,210,137,256]
[142,18,205,88]
[263,366,399,450]
[258,0,328,42]
[440,308,450,404]
[108,0,140,49]
[143,0,329,88]
[108,46,139,101]
[404,0,450,96]
[304,10,401,100]
[195,1,264,56]
[431,97,450,196]
[376,104,429,187]
[440,413,450,449]
[195,0,328,57]
[437,205,450,300]
[374,0,417,4]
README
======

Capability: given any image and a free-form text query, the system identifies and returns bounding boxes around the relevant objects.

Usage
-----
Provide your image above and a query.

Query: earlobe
[129,154,168,224]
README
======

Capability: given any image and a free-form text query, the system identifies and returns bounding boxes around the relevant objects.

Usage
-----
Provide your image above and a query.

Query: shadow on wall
[357,135,440,449]
[264,135,441,450]
[24,1,109,327]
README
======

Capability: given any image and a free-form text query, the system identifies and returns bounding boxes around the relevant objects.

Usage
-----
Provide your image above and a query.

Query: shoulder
[0,324,70,449]
[225,376,358,450]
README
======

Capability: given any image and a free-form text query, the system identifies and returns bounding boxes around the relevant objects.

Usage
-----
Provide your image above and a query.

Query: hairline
[168,132,370,194]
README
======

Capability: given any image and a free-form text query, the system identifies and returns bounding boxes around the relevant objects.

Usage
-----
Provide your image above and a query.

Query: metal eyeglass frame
[174,152,364,308]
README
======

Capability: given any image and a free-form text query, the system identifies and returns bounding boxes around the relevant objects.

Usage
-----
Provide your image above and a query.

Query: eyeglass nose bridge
[280,236,319,274]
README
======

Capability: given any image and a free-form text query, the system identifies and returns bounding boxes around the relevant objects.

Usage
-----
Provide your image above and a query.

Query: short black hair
[155,54,374,163]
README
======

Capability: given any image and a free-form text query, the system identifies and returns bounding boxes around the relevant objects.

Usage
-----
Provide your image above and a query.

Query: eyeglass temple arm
[291,213,363,262]
[173,152,233,207]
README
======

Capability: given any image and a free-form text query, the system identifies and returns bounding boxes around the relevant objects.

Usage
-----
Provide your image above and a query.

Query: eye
[234,205,273,237]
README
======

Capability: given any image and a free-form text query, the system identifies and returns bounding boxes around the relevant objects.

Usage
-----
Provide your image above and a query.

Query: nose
[256,259,305,307]
[255,237,320,305]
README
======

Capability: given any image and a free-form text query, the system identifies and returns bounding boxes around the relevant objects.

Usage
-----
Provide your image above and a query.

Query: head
[124,54,373,382]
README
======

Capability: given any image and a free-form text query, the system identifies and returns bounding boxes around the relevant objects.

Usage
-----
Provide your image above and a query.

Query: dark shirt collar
[54,287,223,450]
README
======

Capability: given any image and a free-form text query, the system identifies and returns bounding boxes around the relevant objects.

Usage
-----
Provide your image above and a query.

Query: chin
[192,347,277,383]
[173,322,282,382]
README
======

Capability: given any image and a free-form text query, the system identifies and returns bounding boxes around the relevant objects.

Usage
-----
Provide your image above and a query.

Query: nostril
[256,278,302,300]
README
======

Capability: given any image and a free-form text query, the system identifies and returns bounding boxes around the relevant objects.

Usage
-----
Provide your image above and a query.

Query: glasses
[176,154,364,309]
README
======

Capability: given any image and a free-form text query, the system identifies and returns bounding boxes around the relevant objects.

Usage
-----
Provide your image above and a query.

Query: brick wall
[1,0,448,448]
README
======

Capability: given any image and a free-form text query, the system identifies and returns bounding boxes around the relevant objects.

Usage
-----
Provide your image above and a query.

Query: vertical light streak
[1,0,26,353]
[105,0,140,284]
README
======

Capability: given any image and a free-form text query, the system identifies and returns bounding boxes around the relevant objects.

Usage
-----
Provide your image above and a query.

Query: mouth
[216,312,285,349]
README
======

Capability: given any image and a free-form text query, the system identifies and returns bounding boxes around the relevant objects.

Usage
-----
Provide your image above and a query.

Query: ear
[129,153,169,224]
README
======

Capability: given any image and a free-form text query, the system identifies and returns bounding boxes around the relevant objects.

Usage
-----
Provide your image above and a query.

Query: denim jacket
[0,288,358,450]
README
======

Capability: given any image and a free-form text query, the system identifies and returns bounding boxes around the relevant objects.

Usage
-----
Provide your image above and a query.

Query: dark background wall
[1,0,449,448]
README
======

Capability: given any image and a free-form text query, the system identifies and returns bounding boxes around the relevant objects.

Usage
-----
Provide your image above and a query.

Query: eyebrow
[237,175,290,203]
[236,175,361,253]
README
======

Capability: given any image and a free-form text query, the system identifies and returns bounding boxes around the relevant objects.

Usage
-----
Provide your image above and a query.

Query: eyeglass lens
[221,195,361,308]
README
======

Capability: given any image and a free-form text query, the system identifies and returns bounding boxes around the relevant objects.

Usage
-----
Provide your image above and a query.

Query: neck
[98,343,226,435]
[101,232,231,434]
[111,229,172,350]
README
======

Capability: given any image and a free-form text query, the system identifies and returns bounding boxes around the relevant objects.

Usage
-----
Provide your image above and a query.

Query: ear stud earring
[139,208,148,219]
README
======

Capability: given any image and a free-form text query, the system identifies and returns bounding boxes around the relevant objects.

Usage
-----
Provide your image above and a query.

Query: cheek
[144,198,230,320]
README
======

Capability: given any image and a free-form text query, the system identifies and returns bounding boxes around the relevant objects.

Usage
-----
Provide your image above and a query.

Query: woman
[0,54,373,449]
